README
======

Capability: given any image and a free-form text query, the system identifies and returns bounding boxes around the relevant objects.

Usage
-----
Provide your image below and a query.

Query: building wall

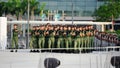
[39,0,104,17]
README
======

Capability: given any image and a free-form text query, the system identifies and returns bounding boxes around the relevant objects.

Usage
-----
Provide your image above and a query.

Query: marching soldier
[63,26,67,50]
[57,26,64,48]
[30,26,36,49]
[114,35,120,51]
[11,24,19,49]
[34,26,40,48]
[87,26,94,52]
[82,27,87,51]
[94,30,99,47]
[38,25,45,48]
[84,26,90,52]
[85,26,90,48]
[86,26,92,52]
[67,26,72,48]
[54,27,58,48]
[63,26,72,51]
[44,26,49,48]
[74,27,81,52]
[89,26,94,47]
[79,27,83,51]
[113,35,119,45]
[71,26,76,52]
[97,31,101,47]
[48,26,55,49]
[79,27,84,48]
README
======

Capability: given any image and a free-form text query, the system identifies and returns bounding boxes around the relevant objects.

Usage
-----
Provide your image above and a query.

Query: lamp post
[26,0,30,49]
[111,14,114,32]
[72,2,74,24]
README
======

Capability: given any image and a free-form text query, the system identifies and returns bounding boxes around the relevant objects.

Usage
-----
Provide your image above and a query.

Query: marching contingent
[94,30,119,48]
[29,23,94,51]
[11,23,120,53]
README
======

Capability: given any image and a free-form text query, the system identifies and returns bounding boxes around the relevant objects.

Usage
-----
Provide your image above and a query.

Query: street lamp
[72,2,74,24]
[26,0,30,48]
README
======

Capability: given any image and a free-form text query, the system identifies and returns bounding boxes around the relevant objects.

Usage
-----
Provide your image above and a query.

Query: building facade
[1,0,105,21]
[39,0,104,17]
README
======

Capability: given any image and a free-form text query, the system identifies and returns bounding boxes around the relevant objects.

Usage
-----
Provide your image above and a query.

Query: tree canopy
[93,0,120,22]
[0,0,46,20]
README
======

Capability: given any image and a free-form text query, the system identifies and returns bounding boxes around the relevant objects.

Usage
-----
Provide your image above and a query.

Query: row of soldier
[11,24,119,51]
[29,23,95,50]
[94,30,119,47]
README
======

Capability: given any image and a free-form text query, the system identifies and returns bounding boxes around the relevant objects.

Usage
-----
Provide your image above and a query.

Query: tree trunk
[16,13,19,20]
[19,12,23,20]
[31,10,34,20]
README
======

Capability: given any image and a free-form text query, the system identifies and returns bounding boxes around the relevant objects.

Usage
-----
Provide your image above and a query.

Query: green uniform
[79,30,83,47]
[48,30,55,49]
[30,30,36,49]
[45,30,49,48]
[38,30,45,48]
[64,30,72,50]
[86,30,90,48]
[90,29,94,47]
[80,30,87,52]
[81,30,86,48]
[57,30,64,48]
[74,30,81,50]
[34,30,39,48]
[54,30,58,48]
[83,31,87,49]
[12,29,18,49]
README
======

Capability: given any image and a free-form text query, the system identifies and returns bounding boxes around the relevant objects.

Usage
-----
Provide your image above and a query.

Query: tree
[18,0,28,20]
[8,0,27,20]
[0,1,14,17]
[0,2,5,16]
[29,0,39,20]
[1,0,46,20]
[39,3,46,16]
[93,0,120,22]
[1,0,23,20]
[34,2,47,18]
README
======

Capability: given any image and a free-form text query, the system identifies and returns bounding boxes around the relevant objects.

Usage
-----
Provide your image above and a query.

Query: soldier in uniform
[67,26,72,48]
[11,24,19,49]
[85,26,90,48]
[79,27,83,52]
[79,27,83,48]
[38,25,45,48]
[113,35,119,51]
[53,26,63,52]
[63,26,72,51]
[30,26,36,49]
[34,26,40,48]
[74,27,81,53]
[57,26,64,48]
[86,26,91,52]
[89,26,94,47]
[94,30,99,47]
[44,26,49,49]
[48,25,55,49]
[71,26,76,52]
[82,27,87,52]
[89,26,95,52]
[54,27,58,48]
